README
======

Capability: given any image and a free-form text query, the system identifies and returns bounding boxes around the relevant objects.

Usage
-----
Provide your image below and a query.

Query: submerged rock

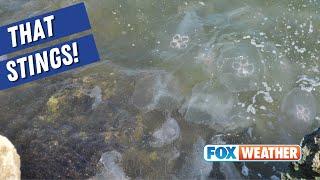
[0,65,131,179]
[0,135,20,180]
[282,128,320,179]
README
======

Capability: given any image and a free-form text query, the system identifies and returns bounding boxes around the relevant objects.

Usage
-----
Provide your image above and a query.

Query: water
[0,0,320,179]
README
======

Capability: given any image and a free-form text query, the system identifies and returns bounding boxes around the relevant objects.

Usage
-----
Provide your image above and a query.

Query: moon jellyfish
[262,43,297,94]
[227,6,265,31]
[95,151,128,180]
[179,137,212,179]
[89,86,102,109]
[231,55,255,77]
[132,72,182,112]
[219,162,243,180]
[182,82,251,131]
[170,34,189,49]
[211,135,243,179]
[280,88,317,134]
[183,82,235,126]
[152,8,204,62]
[176,10,202,34]
[216,42,264,92]
[150,116,180,148]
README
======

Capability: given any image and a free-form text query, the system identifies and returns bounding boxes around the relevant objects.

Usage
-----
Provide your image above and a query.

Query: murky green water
[0,0,319,179]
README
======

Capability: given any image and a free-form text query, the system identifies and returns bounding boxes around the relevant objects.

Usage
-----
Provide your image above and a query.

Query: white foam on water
[246,82,274,115]
[296,75,320,92]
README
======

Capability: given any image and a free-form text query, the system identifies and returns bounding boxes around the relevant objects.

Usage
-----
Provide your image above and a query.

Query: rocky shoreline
[2,128,320,179]
[0,135,20,180]
[283,128,320,179]
[0,65,319,179]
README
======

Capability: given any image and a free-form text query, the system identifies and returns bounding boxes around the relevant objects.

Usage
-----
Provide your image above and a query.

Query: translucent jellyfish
[170,34,189,49]
[211,135,243,179]
[270,175,280,180]
[196,46,215,67]
[241,164,249,177]
[175,10,202,35]
[182,82,252,131]
[150,116,180,147]
[182,82,236,128]
[295,104,312,122]
[94,151,128,180]
[152,8,204,62]
[220,163,243,180]
[226,6,265,30]
[89,86,102,109]
[216,42,264,92]
[195,35,220,72]
[280,88,317,134]
[132,72,182,112]
[262,43,297,94]
[165,146,180,164]
[231,55,255,77]
[179,137,212,179]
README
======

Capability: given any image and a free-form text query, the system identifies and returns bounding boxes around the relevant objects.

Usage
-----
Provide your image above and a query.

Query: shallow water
[0,0,320,179]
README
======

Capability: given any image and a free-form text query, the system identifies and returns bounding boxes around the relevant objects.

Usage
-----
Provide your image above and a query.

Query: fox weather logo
[204,145,238,162]
[204,144,301,162]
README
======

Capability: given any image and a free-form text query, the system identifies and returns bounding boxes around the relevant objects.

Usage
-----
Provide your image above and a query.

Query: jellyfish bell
[181,82,252,131]
[194,33,222,74]
[215,42,264,92]
[280,88,317,135]
[152,6,208,63]
[226,6,266,31]
[176,10,202,36]
[183,82,235,126]
[195,44,216,73]
[150,116,180,148]
[96,151,128,180]
[131,71,182,112]
[262,42,298,95]
[179,137,212,179]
